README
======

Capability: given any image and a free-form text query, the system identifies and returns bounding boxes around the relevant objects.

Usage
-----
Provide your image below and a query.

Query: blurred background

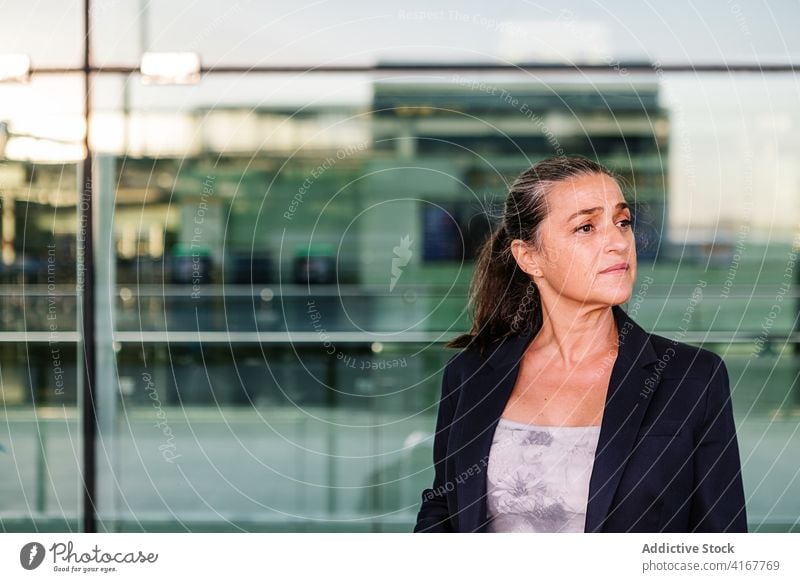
[0,0,798,532]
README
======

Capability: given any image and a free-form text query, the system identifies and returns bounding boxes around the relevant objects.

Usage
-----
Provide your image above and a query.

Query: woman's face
[512,172,637,309]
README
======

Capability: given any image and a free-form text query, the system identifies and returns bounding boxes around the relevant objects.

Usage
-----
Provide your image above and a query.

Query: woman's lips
[600,263,629,274]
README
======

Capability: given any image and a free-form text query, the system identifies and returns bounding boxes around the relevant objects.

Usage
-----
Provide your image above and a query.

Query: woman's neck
[529,304,619,368]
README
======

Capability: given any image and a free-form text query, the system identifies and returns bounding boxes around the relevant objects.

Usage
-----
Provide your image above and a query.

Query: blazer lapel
[451,331,531,533]
[451,304,660,533]
[584,306,660,531]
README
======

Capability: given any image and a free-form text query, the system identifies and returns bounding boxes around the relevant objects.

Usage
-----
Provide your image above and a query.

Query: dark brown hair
[446,155,622,357]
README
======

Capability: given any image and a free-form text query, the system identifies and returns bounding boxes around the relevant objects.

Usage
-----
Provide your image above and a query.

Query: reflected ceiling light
[0,119,84,162]
[0,54,31,83]
[140,52,201,85]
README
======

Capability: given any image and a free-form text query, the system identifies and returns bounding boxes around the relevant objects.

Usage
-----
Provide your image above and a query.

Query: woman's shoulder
[645,330,725,379]
[441,346,480,379]
[440,331,530,393]
[440,336,501,384]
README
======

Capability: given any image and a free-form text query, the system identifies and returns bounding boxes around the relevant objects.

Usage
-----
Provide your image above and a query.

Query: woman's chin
[593,288,634,306]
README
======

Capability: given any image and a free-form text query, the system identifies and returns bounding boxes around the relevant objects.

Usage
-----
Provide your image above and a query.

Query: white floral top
[486,417,602,533]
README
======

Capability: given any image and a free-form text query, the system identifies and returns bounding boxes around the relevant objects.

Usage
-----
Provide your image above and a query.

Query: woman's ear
[511,239,543,277]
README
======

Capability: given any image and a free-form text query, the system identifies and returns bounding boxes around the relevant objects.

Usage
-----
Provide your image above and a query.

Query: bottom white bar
[1,533,796,581]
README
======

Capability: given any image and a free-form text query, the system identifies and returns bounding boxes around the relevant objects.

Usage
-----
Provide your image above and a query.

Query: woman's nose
[605,223,630,250]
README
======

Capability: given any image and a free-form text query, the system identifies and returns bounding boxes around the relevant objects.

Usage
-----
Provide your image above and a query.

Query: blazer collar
[452,304,662,533]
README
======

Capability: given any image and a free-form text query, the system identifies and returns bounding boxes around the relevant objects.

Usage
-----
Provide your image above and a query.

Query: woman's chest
[500,358,614,426]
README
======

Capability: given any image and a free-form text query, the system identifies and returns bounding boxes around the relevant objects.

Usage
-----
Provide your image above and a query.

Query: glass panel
[104,343,443,531]
[0,74,82,531]
[4,0,799,535]
[90,0,800,68]
[0,345,80,531]
[0,0,82,68]
[88,69,800,532]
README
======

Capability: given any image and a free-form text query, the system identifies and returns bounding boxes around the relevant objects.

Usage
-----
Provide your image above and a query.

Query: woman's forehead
[548,175,625,214]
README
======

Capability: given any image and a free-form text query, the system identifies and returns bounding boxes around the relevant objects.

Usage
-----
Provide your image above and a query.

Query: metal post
[80,0,97,533]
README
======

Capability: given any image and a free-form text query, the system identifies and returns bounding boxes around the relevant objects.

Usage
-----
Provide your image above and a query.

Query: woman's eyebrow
[566,201,630,222]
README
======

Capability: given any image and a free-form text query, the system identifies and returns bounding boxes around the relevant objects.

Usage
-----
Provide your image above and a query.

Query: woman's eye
[576,219,631,234]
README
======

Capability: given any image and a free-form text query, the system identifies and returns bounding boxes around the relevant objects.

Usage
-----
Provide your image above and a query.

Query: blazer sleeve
[413,356,458,532]
[689,354,748,532]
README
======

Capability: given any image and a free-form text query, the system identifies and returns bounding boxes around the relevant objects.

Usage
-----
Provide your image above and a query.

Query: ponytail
[445,222,542,357]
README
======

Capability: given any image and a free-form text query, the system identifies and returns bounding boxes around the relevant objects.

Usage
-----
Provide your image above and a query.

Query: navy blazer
[414,304,747,533]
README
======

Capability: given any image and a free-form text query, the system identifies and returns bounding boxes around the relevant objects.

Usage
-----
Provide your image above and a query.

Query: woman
[414,156,747,533]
